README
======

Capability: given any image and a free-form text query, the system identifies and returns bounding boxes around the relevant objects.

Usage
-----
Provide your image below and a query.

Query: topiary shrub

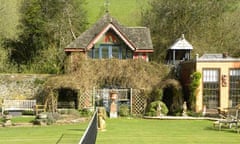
[146,101,168,116]
[189,72,201,110]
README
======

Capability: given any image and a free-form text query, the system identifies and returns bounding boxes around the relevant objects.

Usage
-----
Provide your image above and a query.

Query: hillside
[0,0,22,39]
[0,0,149,40]
[85,0,149,27]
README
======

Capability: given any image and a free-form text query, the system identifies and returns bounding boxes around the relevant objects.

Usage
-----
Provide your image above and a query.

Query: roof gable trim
[86,23,136,51]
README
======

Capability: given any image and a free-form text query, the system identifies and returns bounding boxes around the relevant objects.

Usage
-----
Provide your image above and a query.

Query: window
[203,69,220,108]
[88,44,133,59]
[112,45,120,58]
[229,69,240,107]
[101,46,109,58]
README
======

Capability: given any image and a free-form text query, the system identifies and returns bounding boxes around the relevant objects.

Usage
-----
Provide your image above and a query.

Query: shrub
[3,111,9,115]
[58,109,81,116]
[67,109,80,117]
[189,72,201,110]
[22,110,35,115]
[119,104,130,117]
[46,112,61,125]
[146,101,168,116]
[58,109,68,115]
[187,111,202,117]
[79,108,93,117]
[34,112,61,125]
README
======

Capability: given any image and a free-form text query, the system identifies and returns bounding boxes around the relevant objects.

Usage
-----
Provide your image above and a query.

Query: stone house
[180,53,240,112]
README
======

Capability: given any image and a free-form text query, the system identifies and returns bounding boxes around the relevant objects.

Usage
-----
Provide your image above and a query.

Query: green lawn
[96,118,240,144]
[0,122,88,144]
[1,118,240,144]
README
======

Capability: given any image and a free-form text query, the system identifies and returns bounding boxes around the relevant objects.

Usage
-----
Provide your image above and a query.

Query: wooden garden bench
[2,99,37,115]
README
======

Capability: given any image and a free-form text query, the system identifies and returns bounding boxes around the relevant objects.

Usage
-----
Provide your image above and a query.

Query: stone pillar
[109,91,118,118]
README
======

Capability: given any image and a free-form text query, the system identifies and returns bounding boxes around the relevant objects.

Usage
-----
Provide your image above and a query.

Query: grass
[11,116,35,123]
[96,118,240,144]
[1,117,240,144]
[1,0,149,40]
[85,0,149,26]
[0,120,88,144]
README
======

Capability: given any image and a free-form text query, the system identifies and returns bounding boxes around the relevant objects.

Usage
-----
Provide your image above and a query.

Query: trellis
[77,88,146,115]
[131,89,146,115]
[45,88,146,115]
[78,90,94,109]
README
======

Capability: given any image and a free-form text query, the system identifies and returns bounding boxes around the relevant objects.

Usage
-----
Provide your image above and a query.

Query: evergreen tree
[4,0,88,73]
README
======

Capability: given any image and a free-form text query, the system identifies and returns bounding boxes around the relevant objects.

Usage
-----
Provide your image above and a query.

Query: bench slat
[2,100,36,114]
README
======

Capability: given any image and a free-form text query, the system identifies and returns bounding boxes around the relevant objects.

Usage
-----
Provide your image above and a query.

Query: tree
[141,0,239,62]
[4,0,88,73]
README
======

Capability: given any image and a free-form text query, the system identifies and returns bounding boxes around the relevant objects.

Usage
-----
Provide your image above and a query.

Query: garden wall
[0,74,53,104]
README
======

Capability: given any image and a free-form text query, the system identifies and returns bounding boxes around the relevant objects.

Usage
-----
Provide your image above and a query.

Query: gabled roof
[65,13,153,52]
[169,34,193,50]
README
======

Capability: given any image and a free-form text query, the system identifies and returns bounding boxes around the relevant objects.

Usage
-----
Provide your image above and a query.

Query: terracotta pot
[110,92,117,100]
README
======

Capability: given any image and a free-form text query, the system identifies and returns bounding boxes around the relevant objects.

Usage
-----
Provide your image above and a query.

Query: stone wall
[0,74,52,104]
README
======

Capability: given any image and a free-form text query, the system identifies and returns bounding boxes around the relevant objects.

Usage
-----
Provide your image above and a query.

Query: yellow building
[180,53,240,112]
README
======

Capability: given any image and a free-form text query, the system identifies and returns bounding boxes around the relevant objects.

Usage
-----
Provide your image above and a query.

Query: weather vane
[104,0,110,13]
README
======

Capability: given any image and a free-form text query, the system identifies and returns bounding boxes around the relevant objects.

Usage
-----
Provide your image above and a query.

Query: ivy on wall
[189,72,201,110]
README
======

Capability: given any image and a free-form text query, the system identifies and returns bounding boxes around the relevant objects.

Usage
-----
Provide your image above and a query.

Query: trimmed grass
[96,118,240,144]
[0,116,35,124]
[0,122,88,144]
[10,116,35,123]
[1,117,240,144]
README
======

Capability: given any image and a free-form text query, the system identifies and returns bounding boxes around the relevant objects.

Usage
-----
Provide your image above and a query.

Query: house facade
[65,13,153,64]
[61,14,153,114]
[180,53,240,112]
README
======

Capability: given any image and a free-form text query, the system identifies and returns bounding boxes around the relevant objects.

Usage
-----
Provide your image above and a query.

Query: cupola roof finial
[181,33,185,39]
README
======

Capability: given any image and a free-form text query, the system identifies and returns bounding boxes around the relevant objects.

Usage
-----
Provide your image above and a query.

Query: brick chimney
[223,52,228,58]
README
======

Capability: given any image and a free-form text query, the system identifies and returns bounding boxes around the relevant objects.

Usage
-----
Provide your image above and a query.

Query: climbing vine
[189,72,201,110]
